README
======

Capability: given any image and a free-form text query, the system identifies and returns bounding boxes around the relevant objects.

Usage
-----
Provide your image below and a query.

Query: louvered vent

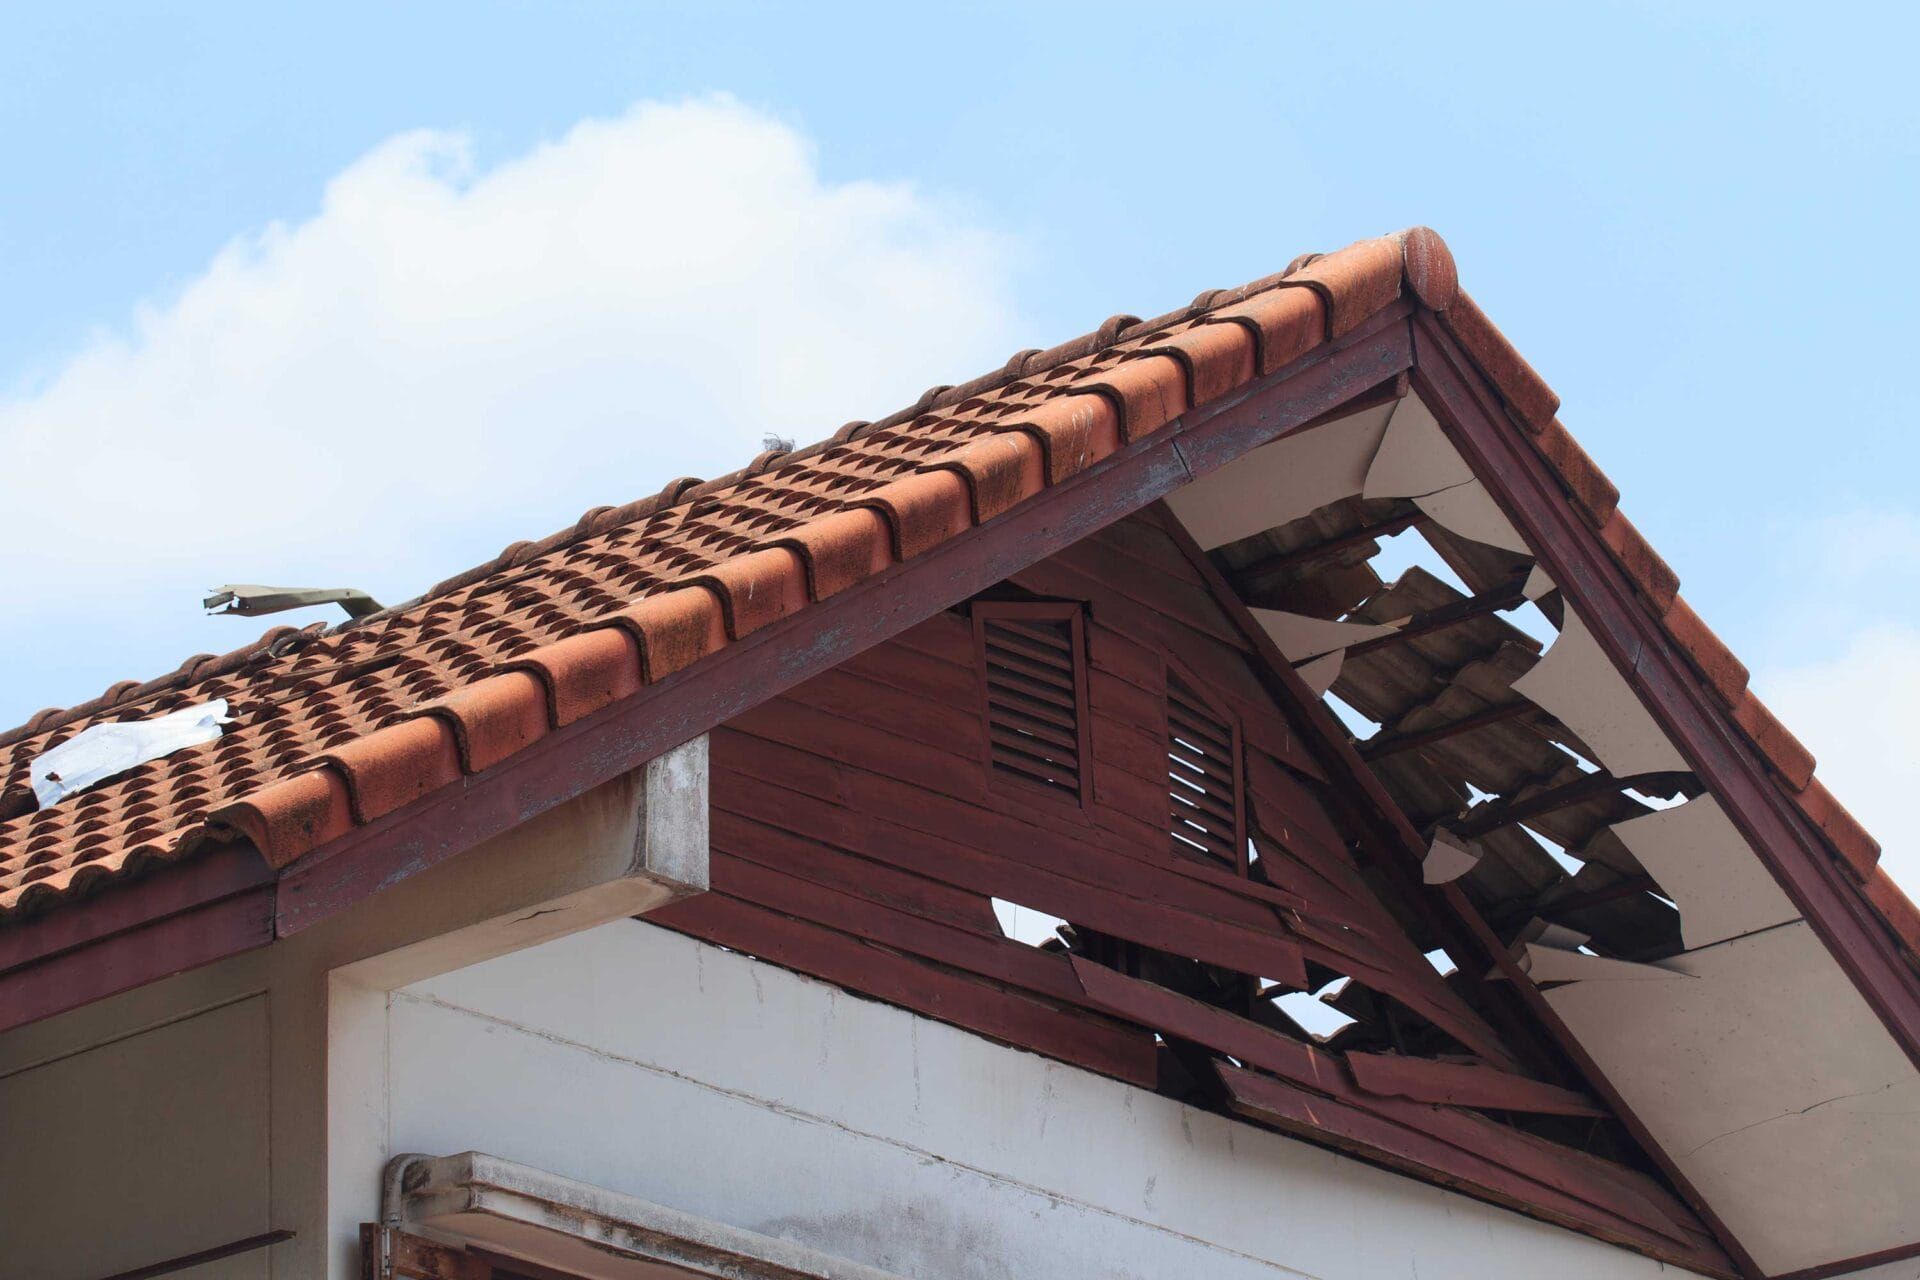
[1168,671,1243,869]
[975,604,1088,803]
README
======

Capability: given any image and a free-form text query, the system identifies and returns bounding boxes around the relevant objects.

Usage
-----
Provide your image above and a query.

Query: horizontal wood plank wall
[650,511,1492,1081]
[649,513,1365,1082]
[646,511,1729,1275]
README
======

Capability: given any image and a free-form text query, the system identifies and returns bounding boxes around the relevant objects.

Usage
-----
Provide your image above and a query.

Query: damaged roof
[2,228,1906,965]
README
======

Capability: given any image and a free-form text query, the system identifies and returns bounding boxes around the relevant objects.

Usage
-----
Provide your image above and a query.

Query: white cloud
[1760,624,1920,897]
[1,96,1025,724]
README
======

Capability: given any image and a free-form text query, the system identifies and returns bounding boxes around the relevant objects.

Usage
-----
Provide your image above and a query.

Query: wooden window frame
[1163,654,1248,876]
[971,600,1094,810]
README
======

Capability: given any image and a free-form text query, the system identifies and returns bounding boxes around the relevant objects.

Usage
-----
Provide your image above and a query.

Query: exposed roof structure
[5,228,1918,1276]
[0,230,1903,948]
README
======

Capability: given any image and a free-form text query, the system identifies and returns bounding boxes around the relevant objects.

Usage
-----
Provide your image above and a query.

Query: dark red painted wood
[1220,1066,1734,1276]
[710,802,1000,937]
[0,885,273,1032]
[1074,957,1720,1271]
[714,769,1310,988]
[0,841,269,974]
[1343,1051,1604,1117]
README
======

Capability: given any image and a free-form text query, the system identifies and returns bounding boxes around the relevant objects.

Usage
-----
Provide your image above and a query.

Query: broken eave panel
[1543,920,1920,1276]
[1163,401,1395,552]
[1611,795,1802,951]
[1362,393,1476,500]
[1509,610,1690,779]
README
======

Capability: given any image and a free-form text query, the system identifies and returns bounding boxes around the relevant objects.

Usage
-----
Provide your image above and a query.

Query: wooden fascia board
[0,878,273,1033]
[1408,313,1920,1074]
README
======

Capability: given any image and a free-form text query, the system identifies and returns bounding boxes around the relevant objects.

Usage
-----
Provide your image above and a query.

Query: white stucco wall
[353,918,1700,1280]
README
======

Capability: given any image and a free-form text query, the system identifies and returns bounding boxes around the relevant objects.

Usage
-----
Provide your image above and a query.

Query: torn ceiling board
[1543,920,1920,1275]
[1517,942,1691,984]
[1611,796,1802,951]
[1294,650,1344,696]
[1252,608,1401,662]
[1424,829,1483,884]
[1510,610,1690,778]
[1412,480,1531,556]
[1162,401,1393,551]
[1361,392,1476,500]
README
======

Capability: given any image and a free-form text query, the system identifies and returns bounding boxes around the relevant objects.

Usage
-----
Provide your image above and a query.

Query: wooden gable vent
[1167,668,1245,872]
[973,601,1091,805]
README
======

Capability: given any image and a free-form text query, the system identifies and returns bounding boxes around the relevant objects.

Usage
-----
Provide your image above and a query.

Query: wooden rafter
[1447,771,1694,842]
[1341,576,1530,661]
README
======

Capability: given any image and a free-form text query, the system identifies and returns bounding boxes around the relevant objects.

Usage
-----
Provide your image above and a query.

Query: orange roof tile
[1,228,1912,976]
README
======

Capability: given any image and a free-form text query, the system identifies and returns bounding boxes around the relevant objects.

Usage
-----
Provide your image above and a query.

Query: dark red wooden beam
[99,1230,294,1280]
[1488,874,1662,930]
[0,843,274,1034]
[1343,1050,1605,1117]
[1219,1064,1734,1275]
[1358,699,1540,761]
[1447,770,1694,841]
[0,883,273,1034]
[1229,509,1427,597]
[1340,576,1529,661]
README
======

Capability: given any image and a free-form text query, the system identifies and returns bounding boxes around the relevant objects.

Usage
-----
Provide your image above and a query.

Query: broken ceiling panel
[1510,610,1690,778]
[1294,650,1344,696]
[1517,942,1692,985]
[1612,796,1801,951]
[1252,608,1400,663]
[1361,392,1475,500]
[1163,401,1394,550]
[1412,480,1531,555]
[1545,920,1920,1275]
[1423,829,1483,884]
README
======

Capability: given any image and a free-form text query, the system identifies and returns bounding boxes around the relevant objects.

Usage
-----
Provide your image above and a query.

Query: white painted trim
[395,1150,909,1280]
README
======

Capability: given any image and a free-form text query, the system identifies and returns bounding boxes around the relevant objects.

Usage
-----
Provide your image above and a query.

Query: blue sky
[4,3,1915,882]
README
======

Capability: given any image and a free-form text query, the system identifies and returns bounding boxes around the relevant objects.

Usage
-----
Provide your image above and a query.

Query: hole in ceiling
[1266,976,1360,1041]
[991,898,1068,949]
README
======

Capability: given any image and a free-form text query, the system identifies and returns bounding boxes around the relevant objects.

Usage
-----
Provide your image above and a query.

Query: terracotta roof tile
[1865,868,1920,955]
[1597,510,1681,614]
[1278,235,1406,337]
[1793,776,1882,882]
[1535,419,1621,528]
[3,226,1909,973]
[417,672,551,773]
[1198,287,1326,375]
[1731,690,1818,792]
[1436,291,1560,431]
[1660,596,1750,708]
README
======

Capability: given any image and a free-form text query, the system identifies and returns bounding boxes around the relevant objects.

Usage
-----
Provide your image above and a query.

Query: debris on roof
[29,699,231,808]
[204,584,383,620]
